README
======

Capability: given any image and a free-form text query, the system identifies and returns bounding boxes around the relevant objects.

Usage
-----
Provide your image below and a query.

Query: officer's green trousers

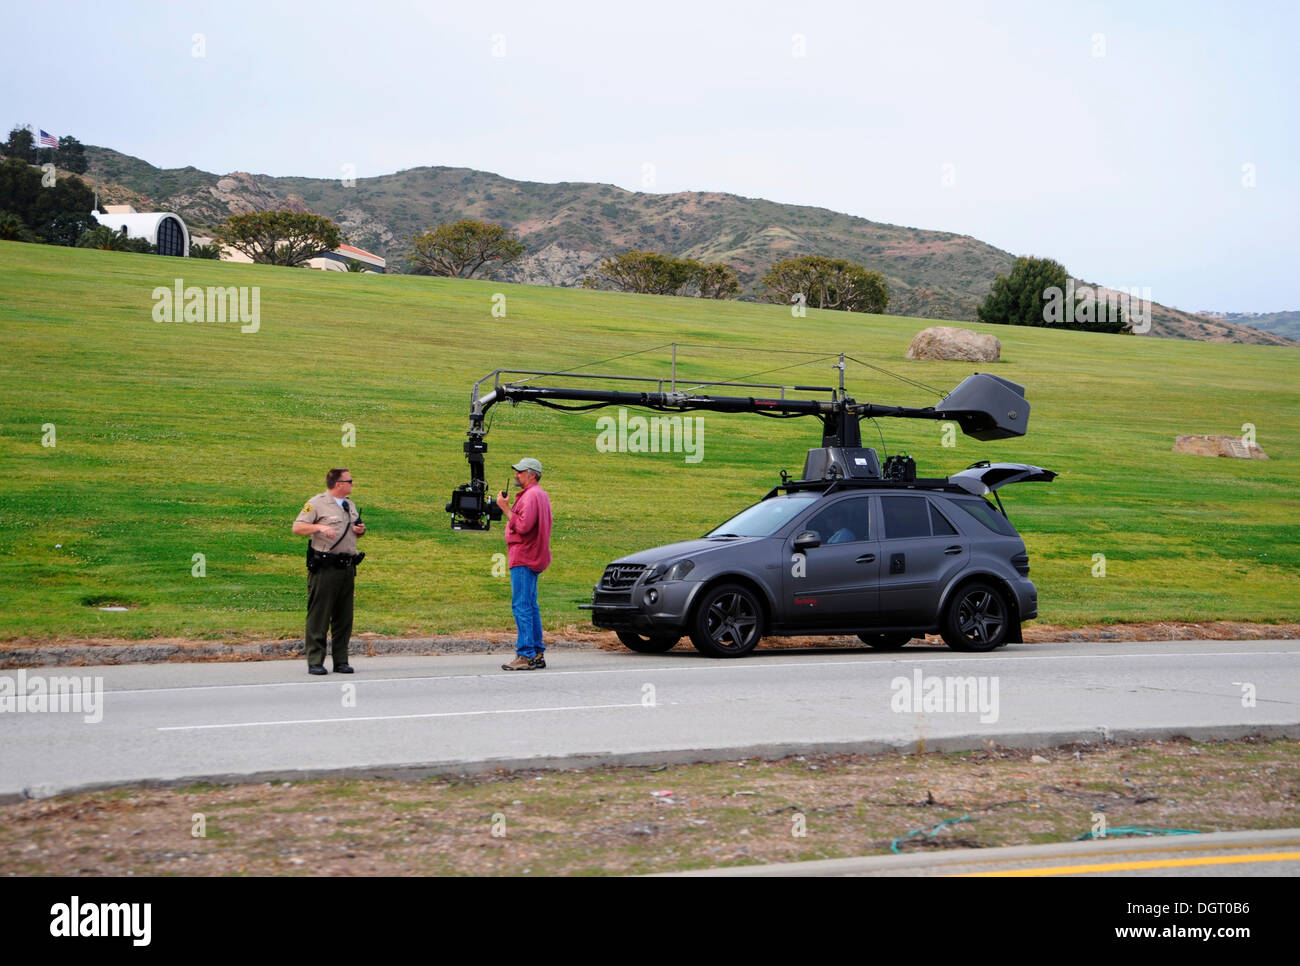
[306,564,355,666]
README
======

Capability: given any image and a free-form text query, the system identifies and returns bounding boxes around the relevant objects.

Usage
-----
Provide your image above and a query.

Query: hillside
[0,240,1296,640]
[1213,310,1300,342]
[79,146,1293,347]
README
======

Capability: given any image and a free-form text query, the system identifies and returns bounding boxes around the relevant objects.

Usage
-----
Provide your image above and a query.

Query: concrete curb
[5,722,1297,804]
[4,627,1295,669]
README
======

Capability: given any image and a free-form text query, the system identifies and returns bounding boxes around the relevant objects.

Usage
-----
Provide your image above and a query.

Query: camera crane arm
[448,365,1030,530]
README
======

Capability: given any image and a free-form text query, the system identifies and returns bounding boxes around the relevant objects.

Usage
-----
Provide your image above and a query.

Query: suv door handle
[855,554,876,564]
[944,546,963,555]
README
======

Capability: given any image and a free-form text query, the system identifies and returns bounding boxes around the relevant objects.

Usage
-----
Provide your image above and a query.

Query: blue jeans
[510,565,544,657]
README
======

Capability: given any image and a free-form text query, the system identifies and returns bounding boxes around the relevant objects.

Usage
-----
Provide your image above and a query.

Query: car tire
[689,583,764,658]
[856,632,913,649]
[941,582,1010,652]
[616,631,680,653]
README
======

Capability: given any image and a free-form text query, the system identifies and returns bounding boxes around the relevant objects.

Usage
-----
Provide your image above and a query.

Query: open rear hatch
[948,461,1057,516]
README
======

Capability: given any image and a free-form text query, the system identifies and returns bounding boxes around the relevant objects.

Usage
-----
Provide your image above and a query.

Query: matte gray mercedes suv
[582,448,1055,657]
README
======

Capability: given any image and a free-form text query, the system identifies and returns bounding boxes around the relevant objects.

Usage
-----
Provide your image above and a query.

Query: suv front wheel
[941,581,1011,652]
[689,583,764,658]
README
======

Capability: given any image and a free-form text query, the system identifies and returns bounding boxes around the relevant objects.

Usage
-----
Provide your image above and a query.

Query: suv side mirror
[793,531,821,552]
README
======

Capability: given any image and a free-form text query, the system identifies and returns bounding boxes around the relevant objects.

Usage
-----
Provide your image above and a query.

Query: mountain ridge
[79,145,1294,347]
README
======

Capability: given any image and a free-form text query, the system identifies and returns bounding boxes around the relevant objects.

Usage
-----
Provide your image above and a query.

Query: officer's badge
[302,502,314,514]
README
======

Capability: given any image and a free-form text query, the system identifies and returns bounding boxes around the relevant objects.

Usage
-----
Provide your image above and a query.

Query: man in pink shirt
[495,457,553,670]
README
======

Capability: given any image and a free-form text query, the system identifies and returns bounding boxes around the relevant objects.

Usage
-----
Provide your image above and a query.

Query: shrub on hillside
[215,210,343,267]
[406,219,525,278]
[977,256,1126,333]
[583,250,740,299]
[760,255,889,313]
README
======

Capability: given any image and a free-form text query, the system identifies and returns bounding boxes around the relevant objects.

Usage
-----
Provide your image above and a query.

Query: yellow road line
[957,850,1300,877]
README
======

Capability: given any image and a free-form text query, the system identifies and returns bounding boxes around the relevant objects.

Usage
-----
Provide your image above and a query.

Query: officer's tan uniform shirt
[296,493,360,555]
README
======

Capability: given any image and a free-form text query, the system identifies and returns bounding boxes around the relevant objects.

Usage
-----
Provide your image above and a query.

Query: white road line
[96,648,1300,697]
[157,702,644,731]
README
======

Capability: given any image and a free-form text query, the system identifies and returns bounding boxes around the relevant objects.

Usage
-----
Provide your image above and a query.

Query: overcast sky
[4,0,1296,312]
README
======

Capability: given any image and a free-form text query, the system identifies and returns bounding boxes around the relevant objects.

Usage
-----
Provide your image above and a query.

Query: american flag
[38,129,58,149]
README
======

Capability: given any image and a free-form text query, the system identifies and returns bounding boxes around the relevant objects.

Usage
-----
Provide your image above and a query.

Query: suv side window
[929,501,958,535]
[881,496,932,539]
[804,496,871,544]
[948,496,1018,536]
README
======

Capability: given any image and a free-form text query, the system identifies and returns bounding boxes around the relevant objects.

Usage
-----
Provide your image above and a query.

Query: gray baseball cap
[512,457,544,475]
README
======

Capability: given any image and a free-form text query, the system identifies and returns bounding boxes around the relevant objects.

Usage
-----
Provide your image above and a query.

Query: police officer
[293,468,366,675]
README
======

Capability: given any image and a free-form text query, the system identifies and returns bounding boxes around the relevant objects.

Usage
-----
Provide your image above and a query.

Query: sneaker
[529,653,546,669]
[501,655,536,671]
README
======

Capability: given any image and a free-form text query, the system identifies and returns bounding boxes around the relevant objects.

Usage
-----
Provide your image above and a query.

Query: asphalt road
[671,828,1300,877]
[1,640,1297,800]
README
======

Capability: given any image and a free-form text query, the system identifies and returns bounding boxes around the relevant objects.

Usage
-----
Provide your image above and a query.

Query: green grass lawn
[1,240,1296,640]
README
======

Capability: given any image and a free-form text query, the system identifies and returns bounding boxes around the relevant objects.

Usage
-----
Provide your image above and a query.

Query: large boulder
[1173,435,1270,459]
[906,326,1001,362]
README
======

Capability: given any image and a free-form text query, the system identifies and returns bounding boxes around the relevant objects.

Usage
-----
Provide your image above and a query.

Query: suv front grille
[600,563,646,591]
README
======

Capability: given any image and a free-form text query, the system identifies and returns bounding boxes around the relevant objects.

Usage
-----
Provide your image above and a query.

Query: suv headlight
[644,559,695,584]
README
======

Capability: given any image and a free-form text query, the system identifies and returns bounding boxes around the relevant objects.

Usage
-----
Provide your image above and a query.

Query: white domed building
[92,205,190,256]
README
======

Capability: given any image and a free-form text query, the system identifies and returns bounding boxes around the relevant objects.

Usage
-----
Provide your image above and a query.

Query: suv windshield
[706,493,820,538]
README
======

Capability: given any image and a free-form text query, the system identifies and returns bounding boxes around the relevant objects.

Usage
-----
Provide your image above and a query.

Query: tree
[976,256,1068,328]
[76,225,130,250]
[2,126,36,163]
[406,219,525,278]
[119,235,157,255]
[215,210,343,266]
[74,224,154,254]
[38,134,87,174]
[761,255,890,313]
[977,256,1125,333]
[40,212,97,247]
[0,211,31,241]
[586,250,697,294]
[694,262,741,299]
[188,242,223,259]
[0,156,95,241]
[584,250,741,298]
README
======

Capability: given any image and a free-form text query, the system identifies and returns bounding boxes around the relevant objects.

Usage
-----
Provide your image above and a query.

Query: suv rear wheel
[689,583,763,658]
[857,632,913,649]
[942,581,1010,652]
[616,631,680,653]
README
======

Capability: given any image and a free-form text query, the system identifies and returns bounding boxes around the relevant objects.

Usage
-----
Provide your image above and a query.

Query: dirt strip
[2,737,1294,877]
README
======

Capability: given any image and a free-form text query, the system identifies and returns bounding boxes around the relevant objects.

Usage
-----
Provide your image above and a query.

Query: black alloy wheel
[941,582,1010,652]
[689,584,763,658]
